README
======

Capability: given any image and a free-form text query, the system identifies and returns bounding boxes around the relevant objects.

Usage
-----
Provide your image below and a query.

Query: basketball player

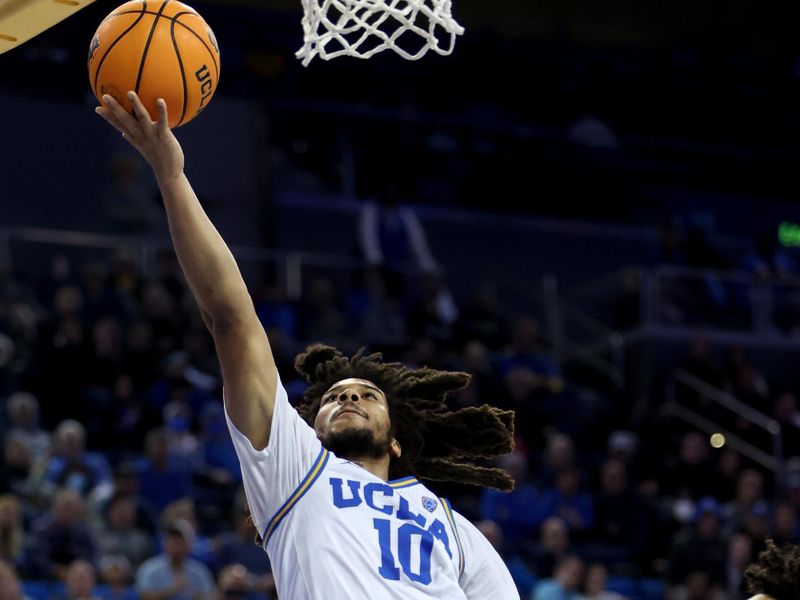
[96,92,520,599]
[743,539,800,600]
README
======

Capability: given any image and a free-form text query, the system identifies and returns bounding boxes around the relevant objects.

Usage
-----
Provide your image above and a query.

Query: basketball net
[296,0,464,65]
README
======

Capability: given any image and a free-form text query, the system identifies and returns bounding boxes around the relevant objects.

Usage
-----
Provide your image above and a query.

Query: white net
[296,0,465,66]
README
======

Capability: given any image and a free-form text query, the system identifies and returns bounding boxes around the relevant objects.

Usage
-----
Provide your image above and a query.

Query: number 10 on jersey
[373,518,434,585]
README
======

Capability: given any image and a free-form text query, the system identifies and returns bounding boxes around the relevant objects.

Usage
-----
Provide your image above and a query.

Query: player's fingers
[127,90,155,125]
[102,94,140,134]
[156,98,170,131]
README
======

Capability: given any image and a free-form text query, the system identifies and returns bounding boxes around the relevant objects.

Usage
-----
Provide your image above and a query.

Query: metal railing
[561,263,800,338]
[666,369,784,493]
[0,225,371,301]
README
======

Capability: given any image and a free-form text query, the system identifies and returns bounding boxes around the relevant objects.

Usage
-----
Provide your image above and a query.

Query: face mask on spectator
[166,415,189,432]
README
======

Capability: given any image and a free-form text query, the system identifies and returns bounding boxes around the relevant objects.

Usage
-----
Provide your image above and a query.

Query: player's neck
[348,455,391,481]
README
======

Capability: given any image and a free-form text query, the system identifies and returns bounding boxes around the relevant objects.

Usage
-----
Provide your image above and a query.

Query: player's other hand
[95,91,185,184]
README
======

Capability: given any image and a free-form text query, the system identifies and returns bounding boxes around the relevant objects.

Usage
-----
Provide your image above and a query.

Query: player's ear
[390,438,401,459]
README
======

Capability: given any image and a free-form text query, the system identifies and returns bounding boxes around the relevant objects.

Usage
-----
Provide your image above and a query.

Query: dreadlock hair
[743,539,800,600]
[294,343,516,491]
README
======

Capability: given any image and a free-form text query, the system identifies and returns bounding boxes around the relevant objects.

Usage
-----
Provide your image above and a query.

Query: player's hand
[95,91,185,184]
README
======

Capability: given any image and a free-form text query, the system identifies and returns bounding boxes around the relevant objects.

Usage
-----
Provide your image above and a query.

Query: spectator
[740,501,771,559]
[5,391,51,461]
[540,433,578,488]
[45,420,113,503]
[724,532,753,600]
[715,448,744,503]
[84,316,125,392]
[0,561,31,600]
[4,301,40,389]
[196,402,241,490]
[772,392,800,458]
[295,276,347,344]
[772,502,799,546]
[162,400,201,472]
[253,280,296,342]
[348,267,408,348]
[531,555,584,600]
[453,340,497,407]
[97,555,137,600]
[480,451,541,550]
[215,563,266,600]
[476,519,536,599]
[661,431,717,500]
[576,564,624,600]
[501,367,547,448]
[97,494,155,569]
[535,468,594,534]
[148,350,217,423]
[100,154,162,235]
[357,181,440,283]
[139,280,186,351]
[498,316,563,394]
[0,494,26,571]
[407,272,459,343]
[134,428,193,513]
[0,431,55,512]
[741,232,797,282]
[49,559,101,600]
[531,517,571,578]
[35,254,77,314]
[0,256,40,315]
[124,320,158,393]
[214,492,275,598]
[0,332,16,398]
[79,261,130,327]
[105,462,158,535]
[787,460,800,517]
[96,373,147,460]
[676,571,718,600]
[722,469,765,537]
[606,430,638,468]
[666,497,726,594]
[136,519,214,600]
[592,459,649,553]
[158,499,215,570]
[28,489,97,580]
[36,284,90,429]
[453,281,509,351]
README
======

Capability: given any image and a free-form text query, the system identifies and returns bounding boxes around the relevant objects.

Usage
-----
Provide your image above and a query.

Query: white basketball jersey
[224,375,520,600]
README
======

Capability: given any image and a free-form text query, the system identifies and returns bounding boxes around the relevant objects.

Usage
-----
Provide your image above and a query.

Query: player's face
[314,378,400,460]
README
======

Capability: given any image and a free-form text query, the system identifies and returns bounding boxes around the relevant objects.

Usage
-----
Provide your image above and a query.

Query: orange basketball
[88,0,221,128]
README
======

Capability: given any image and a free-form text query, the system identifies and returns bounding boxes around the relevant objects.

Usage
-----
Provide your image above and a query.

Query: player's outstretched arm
[96,92,276,449]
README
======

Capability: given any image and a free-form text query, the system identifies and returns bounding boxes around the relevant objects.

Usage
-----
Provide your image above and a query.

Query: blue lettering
[428,519,452,558]
[373,518,400,580]
[398,496,427,527]
[398,524,433,584]
[330,478,362,508]
[364,483,394,515]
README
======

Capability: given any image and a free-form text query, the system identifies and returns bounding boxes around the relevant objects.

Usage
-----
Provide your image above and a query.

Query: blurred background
[1,0,800,598]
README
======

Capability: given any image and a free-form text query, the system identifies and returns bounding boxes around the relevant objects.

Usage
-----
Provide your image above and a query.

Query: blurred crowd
[0,209,798,600]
